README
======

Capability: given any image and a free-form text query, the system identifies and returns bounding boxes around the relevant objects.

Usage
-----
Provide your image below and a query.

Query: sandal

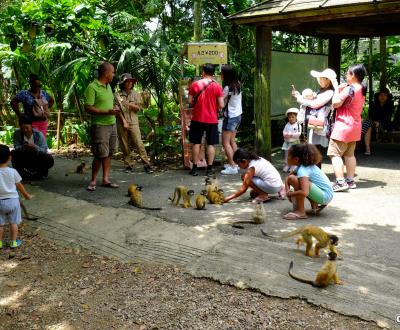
[101,182,119,188]
[283,212,308,220]
[306,205,327,216]
[86,184,96,191]
[252,195,271,203]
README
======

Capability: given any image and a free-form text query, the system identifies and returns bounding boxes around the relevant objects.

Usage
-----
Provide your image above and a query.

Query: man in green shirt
[85,62,120,191]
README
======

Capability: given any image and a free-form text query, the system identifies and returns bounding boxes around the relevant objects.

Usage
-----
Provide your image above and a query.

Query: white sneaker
[223,163,239,170]
[282,165,290,172]
[221,165,238,175]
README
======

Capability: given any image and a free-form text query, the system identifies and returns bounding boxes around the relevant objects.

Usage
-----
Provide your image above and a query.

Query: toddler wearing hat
[282,108,302,172]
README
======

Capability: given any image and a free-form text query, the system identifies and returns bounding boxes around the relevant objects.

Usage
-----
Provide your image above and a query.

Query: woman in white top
[292,69,338,153]
[224,148,284,203]
[220,65,243,175]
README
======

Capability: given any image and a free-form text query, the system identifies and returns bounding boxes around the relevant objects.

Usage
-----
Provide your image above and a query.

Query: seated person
[12,115,54,180]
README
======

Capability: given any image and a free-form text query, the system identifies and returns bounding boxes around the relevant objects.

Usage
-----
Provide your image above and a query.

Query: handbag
[32,97,50,119]
[308,117,324,131]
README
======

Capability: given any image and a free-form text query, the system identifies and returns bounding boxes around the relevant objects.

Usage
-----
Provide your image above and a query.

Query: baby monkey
[169,186,194,208]
[232,202,266,229]
[207,188,224,205]
[128,184,162,210]
[76,161,86,174]
[261,225,339,258]
[195,190,207,210]
[288,252,342,287]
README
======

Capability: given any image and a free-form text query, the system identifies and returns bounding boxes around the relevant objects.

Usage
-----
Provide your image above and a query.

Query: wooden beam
[254,26,272,160]
[328,37,341,79]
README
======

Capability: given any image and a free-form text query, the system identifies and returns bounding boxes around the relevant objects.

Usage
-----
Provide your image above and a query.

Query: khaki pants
[117,122,150,166]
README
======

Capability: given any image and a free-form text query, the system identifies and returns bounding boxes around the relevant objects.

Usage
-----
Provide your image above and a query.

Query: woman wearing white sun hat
[292,68,338,167]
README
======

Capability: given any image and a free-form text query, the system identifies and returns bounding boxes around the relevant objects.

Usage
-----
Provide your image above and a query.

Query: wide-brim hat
[310,68,338,87]
[286,108,299,115]
[117,73,137,85]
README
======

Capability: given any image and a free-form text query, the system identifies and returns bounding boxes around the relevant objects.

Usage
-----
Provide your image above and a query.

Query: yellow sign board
[187,43,228,65]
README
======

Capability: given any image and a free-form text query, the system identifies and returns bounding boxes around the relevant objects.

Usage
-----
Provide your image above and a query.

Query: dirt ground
[0,224,380,330]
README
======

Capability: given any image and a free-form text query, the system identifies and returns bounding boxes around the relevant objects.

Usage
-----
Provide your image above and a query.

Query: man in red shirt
[188,64,224,176]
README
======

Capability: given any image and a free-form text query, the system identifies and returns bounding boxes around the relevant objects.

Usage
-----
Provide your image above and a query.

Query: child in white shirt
[0,145,32,249]
[282,108,302,172]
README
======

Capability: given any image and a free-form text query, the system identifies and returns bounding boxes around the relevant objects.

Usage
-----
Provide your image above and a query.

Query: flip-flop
[101,182,119,188]
[252,196,271,203]
[283,212,308,220]
[306,205,327,215]
[86,184,96,191]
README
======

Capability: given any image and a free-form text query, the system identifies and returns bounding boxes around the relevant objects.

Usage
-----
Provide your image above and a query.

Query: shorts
[362,119,372,135]
[91,124,118,158]
[282,141,300,151]
[0,198,22,226]
[222,115,241,132]
[189,121,219,145]
[252,176,282,194]
[327,139,356,158]
[308,183,325,205]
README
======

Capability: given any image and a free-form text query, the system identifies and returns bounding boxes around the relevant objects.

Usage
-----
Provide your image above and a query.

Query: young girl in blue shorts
[284,143,333,220]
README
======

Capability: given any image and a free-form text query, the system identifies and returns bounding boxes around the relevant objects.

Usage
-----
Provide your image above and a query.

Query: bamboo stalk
[56,109,61,150]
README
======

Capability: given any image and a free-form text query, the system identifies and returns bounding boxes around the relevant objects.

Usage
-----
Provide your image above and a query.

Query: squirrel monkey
[195,190,207,210]
[288,252,342,287]
[207,189,223,205]
[169,186,194,207]
[205,176,219,199]
[128,184,162,210]
[181,189,194,208]
[76,161,86,174]
[65,161,86,176]
[260,225,339,258]
[232,203,266,229]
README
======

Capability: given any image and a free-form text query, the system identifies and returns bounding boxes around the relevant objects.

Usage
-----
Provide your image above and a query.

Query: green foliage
[0,125,15,145]
[61,119,90,146]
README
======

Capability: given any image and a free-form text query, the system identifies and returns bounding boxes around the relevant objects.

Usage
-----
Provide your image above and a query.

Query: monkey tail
[288,261,314,285]
[260,228,277,238]
[140,206,162,210]
[20,202,39,221]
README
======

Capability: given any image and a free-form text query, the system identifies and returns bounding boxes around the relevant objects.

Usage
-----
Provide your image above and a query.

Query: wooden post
[368,38,374,107]
[254,26,272,160]
[56,109,61,150]
[194,0,202,42]
[328,37,341,78]
[379,36,387,90]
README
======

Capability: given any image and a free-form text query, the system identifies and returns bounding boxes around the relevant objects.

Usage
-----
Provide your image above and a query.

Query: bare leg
[206,145,215,166]
[89,158,102,186]
[222,131,235,166]
[248,180,269,199]
[286,174,306,216]
[192,144,201,164]
[331,156,345,180]
[364,127,372,154]
[344,155,356,178]
[10,224,18,241]
[0,226,3,241]
[102,156,111,184]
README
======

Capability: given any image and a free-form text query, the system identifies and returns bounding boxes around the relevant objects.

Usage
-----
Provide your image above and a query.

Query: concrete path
[24,144,400,329]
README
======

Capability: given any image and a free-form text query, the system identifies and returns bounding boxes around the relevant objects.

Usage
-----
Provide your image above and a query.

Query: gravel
[0,225,380,330]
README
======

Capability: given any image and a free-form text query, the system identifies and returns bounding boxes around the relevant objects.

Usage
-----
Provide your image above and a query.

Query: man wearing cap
[84,62,120,191]
[114,73,153,173]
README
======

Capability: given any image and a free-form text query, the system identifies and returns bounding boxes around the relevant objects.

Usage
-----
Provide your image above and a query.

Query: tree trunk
[254,26,272,160]
[368,38,374,107]
[379,37,387,90]
[194,0,202,42]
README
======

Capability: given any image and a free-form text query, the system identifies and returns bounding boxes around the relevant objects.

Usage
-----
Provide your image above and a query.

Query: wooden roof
[228,0,400,37]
